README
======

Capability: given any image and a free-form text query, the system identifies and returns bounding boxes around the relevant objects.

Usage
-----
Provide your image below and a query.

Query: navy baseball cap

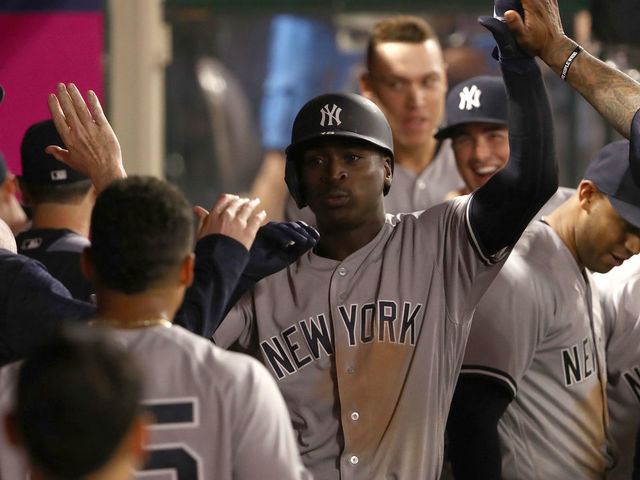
[435,76,508,140]
[584,140,640,228]
[20,119,89,185]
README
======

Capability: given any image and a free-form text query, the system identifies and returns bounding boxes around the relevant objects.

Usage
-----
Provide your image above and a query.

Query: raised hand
[47,83,125,192]
[194,194,266,250]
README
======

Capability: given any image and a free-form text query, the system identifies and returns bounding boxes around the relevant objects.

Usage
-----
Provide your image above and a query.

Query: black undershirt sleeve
[173,234,249,338]
[447,375,514,480]
[469,61,558,259]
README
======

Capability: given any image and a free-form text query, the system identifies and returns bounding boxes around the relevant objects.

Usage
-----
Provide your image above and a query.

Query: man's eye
[451,136,471,147]
[304,156,324,167]
[345,153,361,163]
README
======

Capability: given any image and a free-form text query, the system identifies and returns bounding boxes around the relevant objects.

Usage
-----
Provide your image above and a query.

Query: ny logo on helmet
[458,85,482,111]
[320,104,342,127]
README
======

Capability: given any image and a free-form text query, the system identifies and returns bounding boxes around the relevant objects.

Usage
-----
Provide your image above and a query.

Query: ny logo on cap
[458,85,482,111]
[320,104,342,127]
[50,169,68,181]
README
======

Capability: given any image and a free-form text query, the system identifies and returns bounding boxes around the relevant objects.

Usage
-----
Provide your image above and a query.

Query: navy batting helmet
[435,76,507,140]
[284,92,394,208]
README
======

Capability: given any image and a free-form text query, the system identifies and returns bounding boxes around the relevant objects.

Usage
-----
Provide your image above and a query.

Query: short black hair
[14,324,143,479]
[89,176,194,294]
[19,178,93,205]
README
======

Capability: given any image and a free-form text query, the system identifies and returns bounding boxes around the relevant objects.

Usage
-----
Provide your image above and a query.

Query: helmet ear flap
[285,156,306,208]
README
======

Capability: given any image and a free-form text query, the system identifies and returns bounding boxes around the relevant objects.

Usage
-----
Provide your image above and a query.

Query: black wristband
[560,45,583,81]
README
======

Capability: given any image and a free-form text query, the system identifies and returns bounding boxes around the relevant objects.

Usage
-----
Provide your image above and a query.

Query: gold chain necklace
[89,318,172,330]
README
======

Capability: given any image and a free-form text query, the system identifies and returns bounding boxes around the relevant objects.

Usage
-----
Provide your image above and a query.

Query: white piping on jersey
[460,367,517,398]
[464,194,511,265]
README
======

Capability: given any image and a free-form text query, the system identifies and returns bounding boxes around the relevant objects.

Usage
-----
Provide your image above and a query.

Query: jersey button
[417,181,426,190]
[338,267,347,276]
[350,411,360,421]
[349,455,359,465]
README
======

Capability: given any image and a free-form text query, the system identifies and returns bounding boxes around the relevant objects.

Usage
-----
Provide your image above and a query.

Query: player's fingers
[236,198,261,223]
[210,193,239,216]
[44,145,70,165]
[193,205,209,238]
[67,83,93,127]
[48,93,72,145]
[504,9,525,36]
[87,90,108,126]
[56,83,82,133]
[222,197,249,219]
[247,209,267,232]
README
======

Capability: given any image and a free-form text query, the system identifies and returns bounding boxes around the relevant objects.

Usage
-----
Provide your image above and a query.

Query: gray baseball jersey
[0,325,311,480]
[283,139,464,223]
[461,220,613,479]
[600,268,640,480]
[215,195,509,480]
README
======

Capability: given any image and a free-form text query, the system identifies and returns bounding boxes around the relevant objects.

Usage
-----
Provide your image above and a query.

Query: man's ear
[13,177,29,205]
[577,180,599,213]
[179,253,195,287]
[359,72,375,100]
[383,157,393,192]
[80,247,95,281]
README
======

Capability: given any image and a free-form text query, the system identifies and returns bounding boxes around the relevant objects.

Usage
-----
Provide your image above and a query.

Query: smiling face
[575,183,640,273]
[298,137,392,230]
[361,40,447,154]
[450,122,510,191]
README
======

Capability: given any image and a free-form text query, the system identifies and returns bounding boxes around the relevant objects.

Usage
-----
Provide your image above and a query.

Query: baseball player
[2,325,149,480]
[600,266,640,479]
[448,135,640,479]
[15,119,95,301]
[212,3,559,478]
[0,175,312,480]
[284,15,465,223]
[0,83,317,366]
[436,74,574,213]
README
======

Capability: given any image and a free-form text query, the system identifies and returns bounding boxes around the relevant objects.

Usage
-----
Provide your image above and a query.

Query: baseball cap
[435,75,508,140]
[20,119,88,185]
[584,140,640,228]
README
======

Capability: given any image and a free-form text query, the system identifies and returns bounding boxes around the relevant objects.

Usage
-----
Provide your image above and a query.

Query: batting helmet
[435,76,507,140]
[284,92,394,208]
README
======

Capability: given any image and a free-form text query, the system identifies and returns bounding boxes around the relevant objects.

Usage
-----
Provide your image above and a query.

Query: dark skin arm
[504,0,640,139]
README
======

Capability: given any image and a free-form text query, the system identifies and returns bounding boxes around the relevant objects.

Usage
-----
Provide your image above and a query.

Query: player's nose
[324,157,348,183]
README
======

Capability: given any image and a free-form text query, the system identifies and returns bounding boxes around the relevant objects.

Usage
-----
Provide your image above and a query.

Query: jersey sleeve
[1,254,96,366]
[230,357,312,480]
[212,292,255,349]
[460,260,548,397]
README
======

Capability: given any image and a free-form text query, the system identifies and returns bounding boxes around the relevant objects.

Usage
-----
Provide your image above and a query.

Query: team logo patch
[50,169,68,181]
[458,85,482,111]
[320,103,342,127]
[21,237,43,250]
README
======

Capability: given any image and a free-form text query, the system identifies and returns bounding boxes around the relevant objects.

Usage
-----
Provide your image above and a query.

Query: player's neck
[315,215,386,261]
[394,139,437,174]
[30,203,91,237]
[545,199,584,270]
[93,285,183,327]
